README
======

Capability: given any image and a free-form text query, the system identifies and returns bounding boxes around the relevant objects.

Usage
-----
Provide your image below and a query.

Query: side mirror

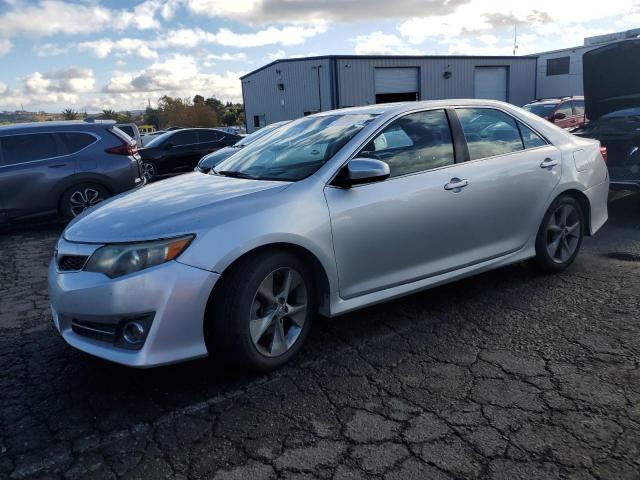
[553,112,566,120]
[334,158,390,188]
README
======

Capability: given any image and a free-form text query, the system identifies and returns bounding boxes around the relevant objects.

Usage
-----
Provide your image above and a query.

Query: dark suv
[523,96,586,129]
[0,120,144,224]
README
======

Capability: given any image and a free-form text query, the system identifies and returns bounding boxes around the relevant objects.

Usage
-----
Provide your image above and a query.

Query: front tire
[530,195,584,272]
[205,250,315,371]
[141,160,158,182]
[60,183,110,221]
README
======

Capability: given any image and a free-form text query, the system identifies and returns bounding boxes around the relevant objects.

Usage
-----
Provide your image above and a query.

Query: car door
[162,130,199,172]
[0,132,74,220]
[196,130,226,164]
[324,109,470,299]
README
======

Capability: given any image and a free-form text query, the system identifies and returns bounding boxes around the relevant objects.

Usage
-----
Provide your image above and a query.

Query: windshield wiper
[214,170,260,180]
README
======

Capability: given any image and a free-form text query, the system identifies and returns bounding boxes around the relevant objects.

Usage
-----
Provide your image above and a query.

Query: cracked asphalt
[1,193,639,480]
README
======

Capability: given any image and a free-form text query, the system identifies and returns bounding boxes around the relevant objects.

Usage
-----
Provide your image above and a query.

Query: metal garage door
[375,68,419,94]
[474,67,508,101]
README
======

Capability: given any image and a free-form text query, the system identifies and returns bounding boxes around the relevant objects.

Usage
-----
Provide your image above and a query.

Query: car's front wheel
[205,250,315,371]
[60,183,110,221]
[531,194,585,272]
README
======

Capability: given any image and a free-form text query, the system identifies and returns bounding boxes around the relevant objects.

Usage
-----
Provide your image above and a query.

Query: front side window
[215,114,376,181]
[358,109,454,177]
[456,108,523,160]
[1,133,61,165]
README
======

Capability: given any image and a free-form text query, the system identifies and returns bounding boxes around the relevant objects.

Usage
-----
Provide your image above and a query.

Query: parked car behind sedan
[49,100,608,371]
[573,38,640,190]
[139,128,240,181]
[196,121,290,173]
[0,120,144,224]
[523,96,586,129]
[115,123,142,148]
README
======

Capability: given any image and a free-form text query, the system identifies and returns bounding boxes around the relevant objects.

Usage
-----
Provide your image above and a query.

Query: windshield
[523,103,558,117]
[214,114,376,181]
[236,122,285,147]
[145,131,173,148]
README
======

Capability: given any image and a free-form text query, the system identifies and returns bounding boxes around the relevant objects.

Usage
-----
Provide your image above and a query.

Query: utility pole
[513,23,519,56]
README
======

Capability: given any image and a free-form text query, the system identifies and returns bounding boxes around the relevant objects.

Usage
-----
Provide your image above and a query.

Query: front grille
[71,319,117,342]
[57,255,89,272]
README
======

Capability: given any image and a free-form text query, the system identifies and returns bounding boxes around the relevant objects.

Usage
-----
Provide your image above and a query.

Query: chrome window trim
[0,130,101,167]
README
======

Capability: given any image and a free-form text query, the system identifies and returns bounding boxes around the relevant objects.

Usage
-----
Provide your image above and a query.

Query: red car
[523,96,586,129]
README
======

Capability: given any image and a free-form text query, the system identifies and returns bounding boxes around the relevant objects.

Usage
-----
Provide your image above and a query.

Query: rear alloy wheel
[206,250,315,371]
[141,161,157,182]
[61,183,110,221]
[531,195,584,272]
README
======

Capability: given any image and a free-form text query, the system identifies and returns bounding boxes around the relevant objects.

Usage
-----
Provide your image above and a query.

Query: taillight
[599,146,608,164]
[105,130,137,156]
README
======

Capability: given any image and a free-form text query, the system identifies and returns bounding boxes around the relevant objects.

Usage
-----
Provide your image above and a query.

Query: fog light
[122,321,145,345]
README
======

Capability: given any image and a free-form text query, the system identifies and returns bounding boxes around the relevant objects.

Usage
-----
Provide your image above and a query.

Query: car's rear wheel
[60,183,110,221]
[530,195,584,272]
[205,250,315,371]
[141,161,157,182]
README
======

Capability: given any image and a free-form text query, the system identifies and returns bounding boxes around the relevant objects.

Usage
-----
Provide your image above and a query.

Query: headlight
[84,235,194,278]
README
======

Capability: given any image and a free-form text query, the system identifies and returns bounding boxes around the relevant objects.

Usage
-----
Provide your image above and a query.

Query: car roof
[311,99,528,117]
[0,120,113,134]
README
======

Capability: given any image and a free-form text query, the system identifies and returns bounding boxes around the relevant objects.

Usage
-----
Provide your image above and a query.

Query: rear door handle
[444,178,469,191]
[540,158,559,168]
[48,164,67,168]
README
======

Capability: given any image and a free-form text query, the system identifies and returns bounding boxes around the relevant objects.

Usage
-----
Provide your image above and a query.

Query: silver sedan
[49,100,609,370]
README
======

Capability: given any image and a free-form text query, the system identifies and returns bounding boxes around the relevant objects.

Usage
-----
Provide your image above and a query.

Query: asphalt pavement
[0,193,639,479]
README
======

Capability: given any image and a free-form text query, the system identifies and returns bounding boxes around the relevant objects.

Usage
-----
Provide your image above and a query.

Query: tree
[100,109,119,120]
[193,94,205,105]
[62,108,78,120]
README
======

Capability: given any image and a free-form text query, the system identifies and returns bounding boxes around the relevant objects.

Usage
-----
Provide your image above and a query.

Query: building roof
[240,54,538,80]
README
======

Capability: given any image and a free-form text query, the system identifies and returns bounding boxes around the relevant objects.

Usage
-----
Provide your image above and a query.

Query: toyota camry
[49,100,609,371]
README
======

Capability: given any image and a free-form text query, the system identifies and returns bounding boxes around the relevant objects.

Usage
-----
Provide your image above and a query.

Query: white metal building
[241,55,537,132]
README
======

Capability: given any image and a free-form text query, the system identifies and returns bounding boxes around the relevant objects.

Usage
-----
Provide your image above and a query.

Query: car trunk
[578,39,640,187]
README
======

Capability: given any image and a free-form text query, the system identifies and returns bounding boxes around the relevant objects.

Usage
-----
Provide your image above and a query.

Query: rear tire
[530,195,584,273]
[141,160,158,182]
[205,250,316,372]
[60,183,110,221]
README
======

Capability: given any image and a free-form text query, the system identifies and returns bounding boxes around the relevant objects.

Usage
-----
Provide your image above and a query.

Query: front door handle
[48,163,67,168]
[444,178,469,191]
[540,158,559,168]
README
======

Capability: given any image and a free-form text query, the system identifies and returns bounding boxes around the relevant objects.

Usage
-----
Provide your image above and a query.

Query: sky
[0,0,638,113]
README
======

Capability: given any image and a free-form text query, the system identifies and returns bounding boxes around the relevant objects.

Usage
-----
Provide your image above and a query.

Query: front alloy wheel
[141,161,157,182]
[61,183,110,221]
[250,268,308,357]
[205,250,315,371]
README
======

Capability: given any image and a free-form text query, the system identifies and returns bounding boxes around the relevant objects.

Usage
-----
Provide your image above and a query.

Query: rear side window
[359,109,454,177]
[170,130,198,146]
[198,130,223,142]
[572,100,585,115]
[517,122,547,149]
[1,133,62,165]
[59,132,97,154]
[456,108,523,160]
[556,102,573,117]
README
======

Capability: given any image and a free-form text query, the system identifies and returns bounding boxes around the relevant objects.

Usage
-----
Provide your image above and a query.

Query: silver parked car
[49,100,609,370]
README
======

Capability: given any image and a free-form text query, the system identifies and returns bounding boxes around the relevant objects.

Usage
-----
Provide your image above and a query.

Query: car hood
[198,146,237,168]
[584,39,640,120]
[64,173,290,243]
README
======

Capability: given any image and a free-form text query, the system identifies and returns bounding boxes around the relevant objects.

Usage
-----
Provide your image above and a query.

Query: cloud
[34,42,69,56]
[207,52,247,61]
[103,54,244,102]
[79,38,159,59]
[352,32,422,55]
[185,0,466,23]
[399,0,639,44]
[0,1,112,37]
[0,38,12,56]
[24,67,95,95]
[0,81,7,95]
[214,23,327,47]
[116,0,181,30]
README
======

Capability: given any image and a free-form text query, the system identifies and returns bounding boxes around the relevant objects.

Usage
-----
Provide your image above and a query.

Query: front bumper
[49,240,219,367]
